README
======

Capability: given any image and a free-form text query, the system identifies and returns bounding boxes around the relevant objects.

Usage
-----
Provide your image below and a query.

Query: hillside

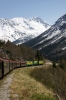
[10,67,58,100]
[24,14,66,61]
[0,40,36,60]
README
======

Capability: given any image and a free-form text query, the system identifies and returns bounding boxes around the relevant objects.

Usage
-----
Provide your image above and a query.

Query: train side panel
[0,61,3,78]
[4,61,9,75]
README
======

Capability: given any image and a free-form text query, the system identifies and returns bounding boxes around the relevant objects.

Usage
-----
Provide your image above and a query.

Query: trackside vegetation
[10,67,57,100]
[30,64,66,100]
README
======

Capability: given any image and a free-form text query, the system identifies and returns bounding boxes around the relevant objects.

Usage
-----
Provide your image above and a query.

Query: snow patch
[0,17,50,43]
[62,47,66,50]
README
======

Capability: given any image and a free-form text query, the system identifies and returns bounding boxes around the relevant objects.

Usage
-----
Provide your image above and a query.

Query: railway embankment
[9,67,57,100]
[0,66,60,100]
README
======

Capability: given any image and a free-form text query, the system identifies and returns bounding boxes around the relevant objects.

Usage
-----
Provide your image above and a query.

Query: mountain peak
[0,17,50,44]
[55,13,66,25]
[29,17,50,27]
[30,16,45,23]
[60,13,66,19]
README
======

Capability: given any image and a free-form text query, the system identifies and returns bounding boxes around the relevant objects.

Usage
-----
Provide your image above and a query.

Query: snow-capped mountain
[24,14,66,61]
[0,17,50,44]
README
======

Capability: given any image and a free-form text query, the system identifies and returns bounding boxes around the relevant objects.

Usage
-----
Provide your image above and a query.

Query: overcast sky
[0,0,66,25]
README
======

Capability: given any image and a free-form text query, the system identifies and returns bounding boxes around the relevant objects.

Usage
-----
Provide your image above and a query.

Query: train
[26,60,43,66]
[0,58,43,79]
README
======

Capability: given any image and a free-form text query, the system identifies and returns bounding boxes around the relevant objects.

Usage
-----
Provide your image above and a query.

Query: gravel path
[0,73,14,100]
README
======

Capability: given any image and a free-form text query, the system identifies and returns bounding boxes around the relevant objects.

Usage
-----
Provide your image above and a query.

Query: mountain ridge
[24,14,66,61]
[0,17,50,44]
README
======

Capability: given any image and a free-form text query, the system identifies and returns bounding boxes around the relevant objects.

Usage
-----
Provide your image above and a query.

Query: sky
[0,0,66,25]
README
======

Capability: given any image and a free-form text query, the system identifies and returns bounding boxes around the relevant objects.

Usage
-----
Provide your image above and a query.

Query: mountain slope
[24,14,66,61]
[0,17,50,44]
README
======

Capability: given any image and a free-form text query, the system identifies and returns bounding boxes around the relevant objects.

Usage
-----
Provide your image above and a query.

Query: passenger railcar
[0,58,43,79]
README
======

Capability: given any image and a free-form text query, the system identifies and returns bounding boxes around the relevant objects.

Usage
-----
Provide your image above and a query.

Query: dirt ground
[0,73,14,100]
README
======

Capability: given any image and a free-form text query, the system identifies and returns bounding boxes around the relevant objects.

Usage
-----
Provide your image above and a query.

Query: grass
[10,67,57,100]
[30,66,66,100]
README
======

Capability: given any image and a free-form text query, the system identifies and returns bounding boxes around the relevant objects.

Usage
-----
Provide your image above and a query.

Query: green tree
[35,50,43,64]
[53,62,56,68]
[59,58,66,70]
